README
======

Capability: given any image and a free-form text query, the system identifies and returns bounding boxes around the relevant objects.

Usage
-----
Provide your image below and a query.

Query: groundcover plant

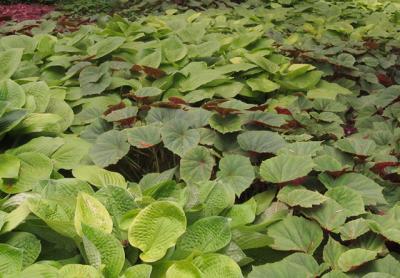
[0,0,400,277]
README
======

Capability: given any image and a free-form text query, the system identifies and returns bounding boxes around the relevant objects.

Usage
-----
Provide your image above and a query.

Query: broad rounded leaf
[209,114,243,134]
[123,264,152,278]
[237,131,287,154]
[260,154,315,184]
[128,201,186,262]
[267,215,323,254]
[87,37,125,59]
[335,138,376,156]
[161,119,200,156]
[337,249,377,272]
[216,154,255,196]
[277,186,327,208]
[89,130,130,167]
[127,124,162,148]
[325,187,365,217]
[180,146,215,184]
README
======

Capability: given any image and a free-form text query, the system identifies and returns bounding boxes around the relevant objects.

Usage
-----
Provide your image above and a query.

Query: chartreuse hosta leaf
[260,154,315,184]
[216,154,255,196]
[0,79,25,109]
[192,253,243,278]
[82,224,125,278]
[72,165,126,188]
[0,48,23,82]
[87,36,125,59]
[0,152,53,194]
[267,215,323,254]
[4,232,41,268]
[226,198,257,228]
[123,264,152,278]
[0,243,23,275]
[0,153,20,179]
[128,201,186,262]
[19,264,59,278]
[59,264,102,278]
[175,216,231,257]
[74,192,113,236]
[166,261,202,278]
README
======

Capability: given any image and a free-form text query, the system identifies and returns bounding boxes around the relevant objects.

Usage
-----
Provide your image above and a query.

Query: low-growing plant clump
[0,0,399,277]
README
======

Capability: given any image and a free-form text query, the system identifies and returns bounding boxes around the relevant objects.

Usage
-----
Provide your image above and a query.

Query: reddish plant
[0,4,54,24]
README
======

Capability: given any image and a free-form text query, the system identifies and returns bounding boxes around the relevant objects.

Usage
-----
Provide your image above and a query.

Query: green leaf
[123,264,152,278]
[72,165,126,188]
[89,130,130,167]
[339,219,370,241]
[209,114,243,134]
[323,237,348,270]
[335,138,376,156]
[0,79,25,109]
[325,187,365,217]
[249,252,324,278]
[0,243,23,275]
[51,137,91,170]
[192,253,243,278]
[330,173,386,206]
[260,154,315,184]
[19,264,59,278]
[246,75,280,93]
[161,119,200,156]
[216,154,255,196]
[237,131,287,154]
[127,124,162,148]
[302,198,347,232]
[0,48,23,81]
[166,261,202,278]
[279,71,323,90]
[308,81,353,100]
[226,198,257,228]
[0,154,20,179]
[5,232,41,267]
[0,152,53,194]
[79,63,111,96]
[134,87,163,98]
[0,35,37,53]
[277,185,327,208]
[128,201,186,262]
[180,146,215,184]
[337,249,377,272]
[87,37,125,59]
[267,215,323,254]
[59,264,102,278]
[0,109,27,136]
[82,224,125,278]
[176,216,231,256]
[162,35,188,62]
[74,192,113,236]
